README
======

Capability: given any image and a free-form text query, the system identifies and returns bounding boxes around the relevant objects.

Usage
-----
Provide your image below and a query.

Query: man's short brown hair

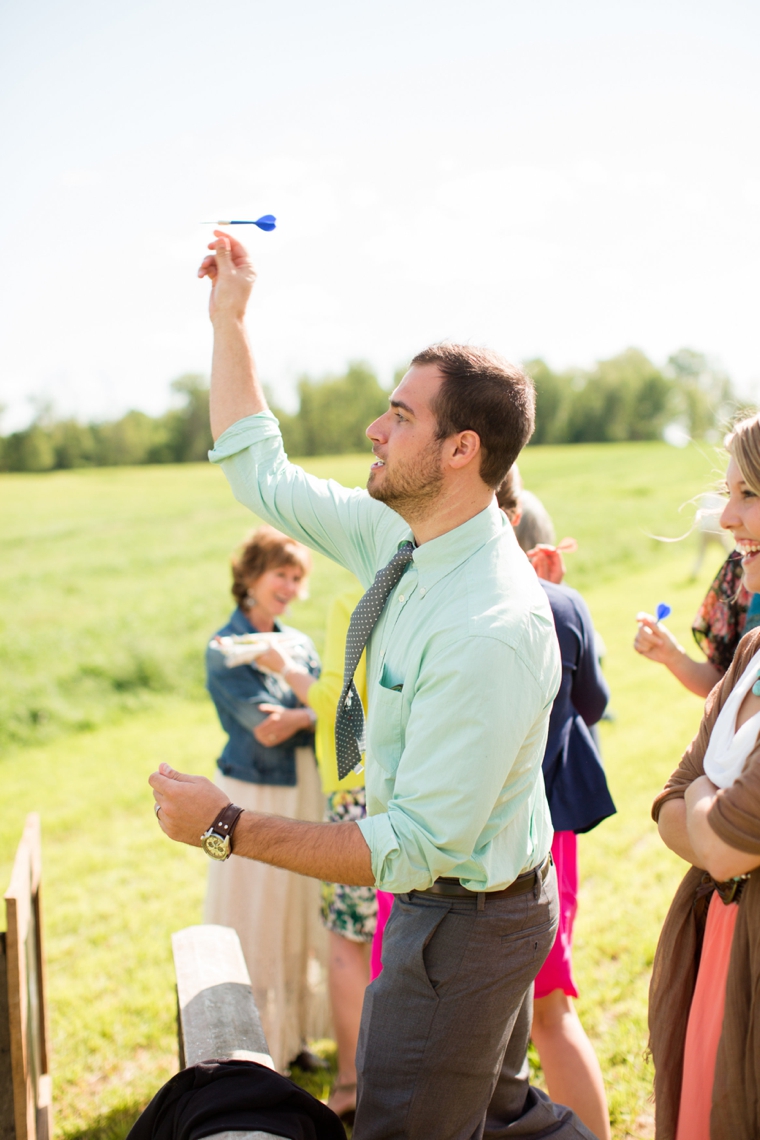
[410,343,535,488]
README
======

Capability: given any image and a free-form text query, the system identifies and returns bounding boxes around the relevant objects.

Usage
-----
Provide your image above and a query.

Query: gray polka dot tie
[335,542,415,779]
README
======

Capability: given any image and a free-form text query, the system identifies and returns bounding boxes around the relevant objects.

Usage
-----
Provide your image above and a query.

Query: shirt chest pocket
[367,680,406,776]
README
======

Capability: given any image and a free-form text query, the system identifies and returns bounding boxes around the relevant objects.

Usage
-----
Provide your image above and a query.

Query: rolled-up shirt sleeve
[209,412,403,585]
[357,634,556,892]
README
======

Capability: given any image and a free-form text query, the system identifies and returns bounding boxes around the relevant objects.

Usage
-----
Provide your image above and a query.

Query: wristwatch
[200,802,245,860]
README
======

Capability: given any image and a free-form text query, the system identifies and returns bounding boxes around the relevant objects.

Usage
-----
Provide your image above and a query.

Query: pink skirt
[534,831,579,1000]
[370,889,394,980]
[675,891,739,1140]
[369,832,579,991]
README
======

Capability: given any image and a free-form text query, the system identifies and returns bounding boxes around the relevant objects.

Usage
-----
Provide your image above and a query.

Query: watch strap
[208,802,244,847]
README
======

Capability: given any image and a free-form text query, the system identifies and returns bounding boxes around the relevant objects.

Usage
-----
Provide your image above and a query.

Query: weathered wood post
[172,924,288,1140]
[1,813,53,1140]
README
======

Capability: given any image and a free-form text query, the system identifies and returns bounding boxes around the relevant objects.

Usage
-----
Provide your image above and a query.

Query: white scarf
[703,646,760,789]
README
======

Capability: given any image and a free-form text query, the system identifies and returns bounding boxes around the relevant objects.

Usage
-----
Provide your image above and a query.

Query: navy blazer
[206,607,320,787]
[541,581,616,834]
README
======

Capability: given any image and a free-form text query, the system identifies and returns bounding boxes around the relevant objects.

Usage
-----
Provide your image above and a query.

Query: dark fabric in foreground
[126,1059,346,1140]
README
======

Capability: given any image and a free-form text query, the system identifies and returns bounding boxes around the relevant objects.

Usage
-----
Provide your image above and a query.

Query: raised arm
[198,233,405,582]
[197,231,265,439]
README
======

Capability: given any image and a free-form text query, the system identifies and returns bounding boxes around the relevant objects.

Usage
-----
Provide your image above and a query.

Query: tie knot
[393,541,415,566]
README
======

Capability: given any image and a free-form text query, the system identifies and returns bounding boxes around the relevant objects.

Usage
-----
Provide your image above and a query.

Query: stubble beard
[367,437,445,524]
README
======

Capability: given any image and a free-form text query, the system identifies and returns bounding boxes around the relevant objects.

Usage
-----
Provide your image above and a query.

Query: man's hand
[198,231,257,324]
[149,762,374,884]
[149,763,228,847]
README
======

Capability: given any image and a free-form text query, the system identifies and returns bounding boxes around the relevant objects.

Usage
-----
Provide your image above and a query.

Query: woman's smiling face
[720,455,760,593]
[247,564,305,621]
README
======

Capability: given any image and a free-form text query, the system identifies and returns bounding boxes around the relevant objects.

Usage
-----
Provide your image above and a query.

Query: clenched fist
[198,231,257,324]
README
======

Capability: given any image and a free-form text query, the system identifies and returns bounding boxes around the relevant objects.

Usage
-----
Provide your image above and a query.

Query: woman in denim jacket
[203,526,329,1072]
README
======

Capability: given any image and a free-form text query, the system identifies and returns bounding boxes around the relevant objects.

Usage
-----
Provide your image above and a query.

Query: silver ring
[154,803,162,818]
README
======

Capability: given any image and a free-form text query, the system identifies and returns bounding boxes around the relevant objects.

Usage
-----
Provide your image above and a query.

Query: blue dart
[200,215,276,231]
[655,602,672,623]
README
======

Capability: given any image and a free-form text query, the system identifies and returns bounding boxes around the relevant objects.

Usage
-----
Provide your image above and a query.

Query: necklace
[753,671,760,697]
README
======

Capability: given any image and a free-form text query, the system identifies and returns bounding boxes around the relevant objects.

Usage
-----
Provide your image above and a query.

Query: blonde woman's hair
[726,414,760,497]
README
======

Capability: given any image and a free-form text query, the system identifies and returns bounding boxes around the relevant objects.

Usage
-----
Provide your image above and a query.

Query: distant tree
[666,348,736,438]
[92,410,163,465]
[579,348,672,442]
[162,374,213,462]
[50,420,97,468]
[272,362,389,456]
[525,359,572,444]
[0,351,741,469]
[1,426,55,471]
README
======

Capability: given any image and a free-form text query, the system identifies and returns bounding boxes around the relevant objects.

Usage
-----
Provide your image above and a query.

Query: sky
[1,0,760,429]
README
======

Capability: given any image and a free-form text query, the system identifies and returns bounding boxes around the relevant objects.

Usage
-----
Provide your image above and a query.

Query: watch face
[201,831,230,860]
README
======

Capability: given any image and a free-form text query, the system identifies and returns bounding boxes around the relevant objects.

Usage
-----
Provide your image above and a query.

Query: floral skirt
[320,788,378,943]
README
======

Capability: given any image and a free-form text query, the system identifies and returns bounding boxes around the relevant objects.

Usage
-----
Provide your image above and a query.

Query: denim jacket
[206,607,321,786]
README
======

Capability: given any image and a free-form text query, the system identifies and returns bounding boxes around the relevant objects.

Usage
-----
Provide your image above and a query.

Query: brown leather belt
[414,853,552,901]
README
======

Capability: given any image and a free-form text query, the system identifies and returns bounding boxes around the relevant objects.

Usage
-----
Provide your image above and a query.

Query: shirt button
[398,594,405,603]
[419,587,426,597]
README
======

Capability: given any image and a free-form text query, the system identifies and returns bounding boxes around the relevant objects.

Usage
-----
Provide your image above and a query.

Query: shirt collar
[409,498,507,590]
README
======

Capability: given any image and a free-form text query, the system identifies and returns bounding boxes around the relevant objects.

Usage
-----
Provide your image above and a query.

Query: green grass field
[0,441,731,1138]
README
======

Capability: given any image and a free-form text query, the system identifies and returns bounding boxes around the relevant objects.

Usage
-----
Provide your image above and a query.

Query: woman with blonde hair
[204,525,329,1072]
[634,424,760,695]
[650,413,760,1139]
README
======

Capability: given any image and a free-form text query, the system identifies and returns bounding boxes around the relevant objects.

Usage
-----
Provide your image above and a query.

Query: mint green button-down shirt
[210,412,560,893]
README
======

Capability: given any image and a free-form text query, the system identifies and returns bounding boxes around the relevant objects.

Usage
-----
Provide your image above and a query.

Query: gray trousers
[354,864,597,1140]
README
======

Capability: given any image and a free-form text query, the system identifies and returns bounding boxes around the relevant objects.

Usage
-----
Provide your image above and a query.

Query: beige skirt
[203,748,330,1071]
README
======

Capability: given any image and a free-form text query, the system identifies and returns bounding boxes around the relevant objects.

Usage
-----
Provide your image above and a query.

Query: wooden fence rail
[1,813,52,1140]
[172,924,288,1140]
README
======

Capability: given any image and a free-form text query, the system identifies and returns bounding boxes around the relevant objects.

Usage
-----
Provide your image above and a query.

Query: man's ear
[448,430,481,471]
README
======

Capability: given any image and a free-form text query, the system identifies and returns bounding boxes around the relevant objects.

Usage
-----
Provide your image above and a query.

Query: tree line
[0,347,744,472]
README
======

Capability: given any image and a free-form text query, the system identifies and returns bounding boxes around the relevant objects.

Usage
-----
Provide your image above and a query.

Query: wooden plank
[35,1075,52,1140]
[172,926,288,1140]
[207,1134,298,1139]
[0,933,17,1140]
[26,817,50,1081]
[5,834,33,1140]
[3,814,53,1140]
[172,926,273,1069]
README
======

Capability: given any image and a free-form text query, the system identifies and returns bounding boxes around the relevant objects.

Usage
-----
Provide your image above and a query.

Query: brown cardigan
[649,629,760,1140]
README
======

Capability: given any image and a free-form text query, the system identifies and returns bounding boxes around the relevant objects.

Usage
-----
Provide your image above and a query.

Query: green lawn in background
[0,442,730,1138]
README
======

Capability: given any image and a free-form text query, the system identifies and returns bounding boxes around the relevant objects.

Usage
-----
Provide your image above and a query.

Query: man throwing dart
[150,230,597,1140]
